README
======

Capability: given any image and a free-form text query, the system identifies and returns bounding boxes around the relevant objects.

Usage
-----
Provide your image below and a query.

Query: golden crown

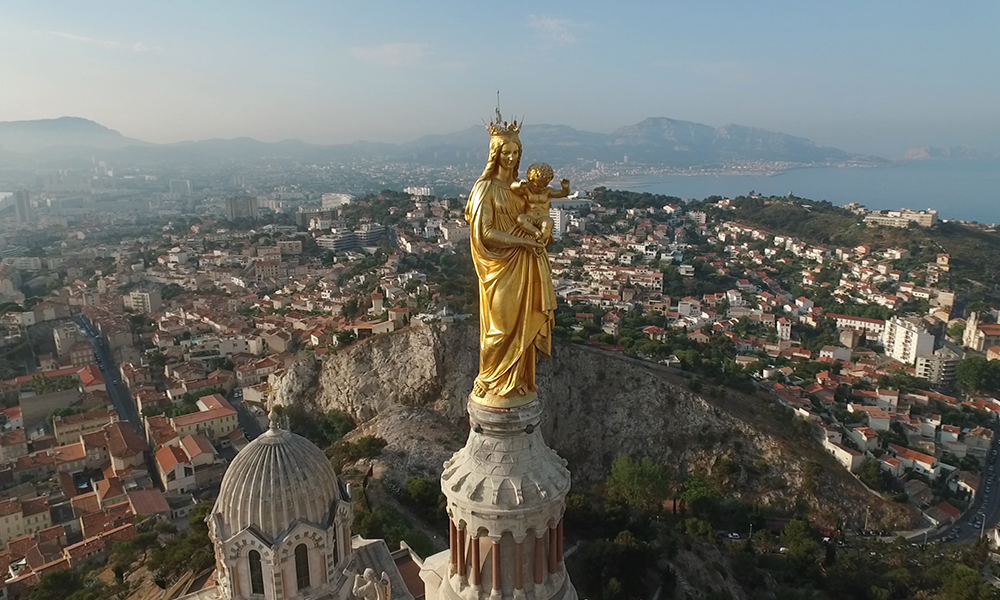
[486,107,521,137]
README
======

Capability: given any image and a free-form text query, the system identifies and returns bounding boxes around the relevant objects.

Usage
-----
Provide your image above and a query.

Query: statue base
[469,388,537,410]
[423,389,576,600]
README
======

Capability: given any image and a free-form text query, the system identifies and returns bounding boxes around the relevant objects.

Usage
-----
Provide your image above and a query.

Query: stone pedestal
[421,396,577,600]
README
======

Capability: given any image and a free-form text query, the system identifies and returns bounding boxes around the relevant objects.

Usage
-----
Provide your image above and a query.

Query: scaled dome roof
[213,416,343,542]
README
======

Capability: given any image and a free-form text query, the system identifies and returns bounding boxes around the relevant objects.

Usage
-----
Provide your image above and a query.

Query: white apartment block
[124,289,163,314]
[864,209,938,228]
[882,316,934,366]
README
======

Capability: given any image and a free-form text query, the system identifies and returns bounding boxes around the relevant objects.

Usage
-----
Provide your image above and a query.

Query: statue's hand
[561,179,570,191]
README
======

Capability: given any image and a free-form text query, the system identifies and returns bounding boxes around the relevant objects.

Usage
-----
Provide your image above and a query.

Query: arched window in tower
[248,550,265,595]
[294,544,310,590]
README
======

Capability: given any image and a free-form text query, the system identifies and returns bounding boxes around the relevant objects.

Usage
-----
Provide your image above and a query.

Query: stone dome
[213,418,342,542]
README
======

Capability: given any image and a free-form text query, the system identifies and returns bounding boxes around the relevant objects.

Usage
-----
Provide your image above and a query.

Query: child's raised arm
[549,178,571,199]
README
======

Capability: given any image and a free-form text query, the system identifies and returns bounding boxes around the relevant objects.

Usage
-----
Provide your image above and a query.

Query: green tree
[340,299,361,319]
[781,519,820,567]
[28,570,106,600]
[941,564,993,600]
[956,356,1000,394]
[403,477,447,525]
[604,456,671,513]
[353,505,434,558]
[336,330,357,347]
[332,436,387,467]
[857,460,883,490]
[319,410,355,445]
[684,517,714,538]
[681,474,719,516]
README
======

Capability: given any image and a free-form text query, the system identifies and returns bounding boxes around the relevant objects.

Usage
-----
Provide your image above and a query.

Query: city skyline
[1,1,998,157]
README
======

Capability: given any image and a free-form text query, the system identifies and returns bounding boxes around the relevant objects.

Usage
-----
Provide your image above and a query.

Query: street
[73,315,145,434]
[229,388,264,441]
[923,423,1000,545]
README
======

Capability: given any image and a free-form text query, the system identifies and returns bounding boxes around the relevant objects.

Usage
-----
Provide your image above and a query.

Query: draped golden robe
[465,177,556,399]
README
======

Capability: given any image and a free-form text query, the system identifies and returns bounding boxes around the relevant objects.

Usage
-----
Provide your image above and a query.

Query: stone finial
[269,407,280,430]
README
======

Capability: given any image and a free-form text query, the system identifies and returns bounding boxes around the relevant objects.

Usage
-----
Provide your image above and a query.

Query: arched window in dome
[248,550,264,595]
[294,544,310,590]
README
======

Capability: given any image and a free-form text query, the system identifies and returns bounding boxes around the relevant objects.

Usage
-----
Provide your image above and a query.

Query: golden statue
[465,109,567,408]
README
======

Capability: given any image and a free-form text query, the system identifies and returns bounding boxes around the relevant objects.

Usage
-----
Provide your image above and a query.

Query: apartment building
[882,316,935,366]
[169,394,238,446]
[0,497,52,547]
[123,289,162,314]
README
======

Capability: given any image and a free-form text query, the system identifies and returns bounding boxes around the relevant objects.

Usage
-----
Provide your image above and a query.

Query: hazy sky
[1,1,998,156]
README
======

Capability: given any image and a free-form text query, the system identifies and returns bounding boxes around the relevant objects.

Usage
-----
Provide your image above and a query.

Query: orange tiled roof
[95,477,125,501]
[70,492,101,517]
[105,421,146,458]
[126,489,171,516]
[890,443,936,467]
[64,536,105,560]
[37,525,65,543]
[21,496,47,517]
[181,435,214,459]
[7,535,36,560]
[155,445,189,473]
[53,442,85,464]
[0,497,21,517]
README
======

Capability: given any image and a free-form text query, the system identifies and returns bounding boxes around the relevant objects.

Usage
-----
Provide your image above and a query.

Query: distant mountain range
[904,146,998,160]
[0,116,890,167]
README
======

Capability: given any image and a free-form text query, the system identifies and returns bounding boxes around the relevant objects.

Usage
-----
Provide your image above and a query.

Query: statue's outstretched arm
[549,183,571,199]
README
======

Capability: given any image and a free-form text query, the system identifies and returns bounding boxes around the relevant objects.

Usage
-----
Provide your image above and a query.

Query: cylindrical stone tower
[434,398,576,600]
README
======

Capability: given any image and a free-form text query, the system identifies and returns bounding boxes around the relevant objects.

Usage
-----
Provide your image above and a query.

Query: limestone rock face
[272,323,918,529]
[273,324,472,423]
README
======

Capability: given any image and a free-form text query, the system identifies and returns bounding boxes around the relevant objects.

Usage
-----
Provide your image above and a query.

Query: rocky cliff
[273,323,917,529]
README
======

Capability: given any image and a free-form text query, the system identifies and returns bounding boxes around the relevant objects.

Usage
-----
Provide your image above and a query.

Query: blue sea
[603,159,1000,224]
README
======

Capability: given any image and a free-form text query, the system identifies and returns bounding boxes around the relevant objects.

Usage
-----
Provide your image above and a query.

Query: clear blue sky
[1,1,997,156]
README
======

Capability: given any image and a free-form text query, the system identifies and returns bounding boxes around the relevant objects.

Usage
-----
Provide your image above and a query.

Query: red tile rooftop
[21,496,47,517]
[126,489,171,517]
[7,535,36,560]
[70,492,101,516]
[934,501,961,520]
[37,525,65,543]
[156,444,190,473]
[53,442,86,464]
[106,421,146,458]
[64,536,105,560]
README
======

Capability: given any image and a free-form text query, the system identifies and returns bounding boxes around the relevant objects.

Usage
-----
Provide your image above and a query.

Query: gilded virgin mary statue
[465,109,559,408]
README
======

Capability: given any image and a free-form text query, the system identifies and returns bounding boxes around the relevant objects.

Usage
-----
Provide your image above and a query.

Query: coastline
[589,161,901,189]
[582,159,1000,223]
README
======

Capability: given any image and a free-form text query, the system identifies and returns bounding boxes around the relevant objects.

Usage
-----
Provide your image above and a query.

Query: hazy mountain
[0,115,887,167]
[606,118,857,165]
[0,117,149,153]
[904,146,998,160]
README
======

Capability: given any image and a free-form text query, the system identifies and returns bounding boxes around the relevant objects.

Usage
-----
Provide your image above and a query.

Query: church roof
[211,417,343,543]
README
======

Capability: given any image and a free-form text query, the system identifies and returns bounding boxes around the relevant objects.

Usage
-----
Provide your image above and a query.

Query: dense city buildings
[224,195,259,220]
[1,155,1000,598]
